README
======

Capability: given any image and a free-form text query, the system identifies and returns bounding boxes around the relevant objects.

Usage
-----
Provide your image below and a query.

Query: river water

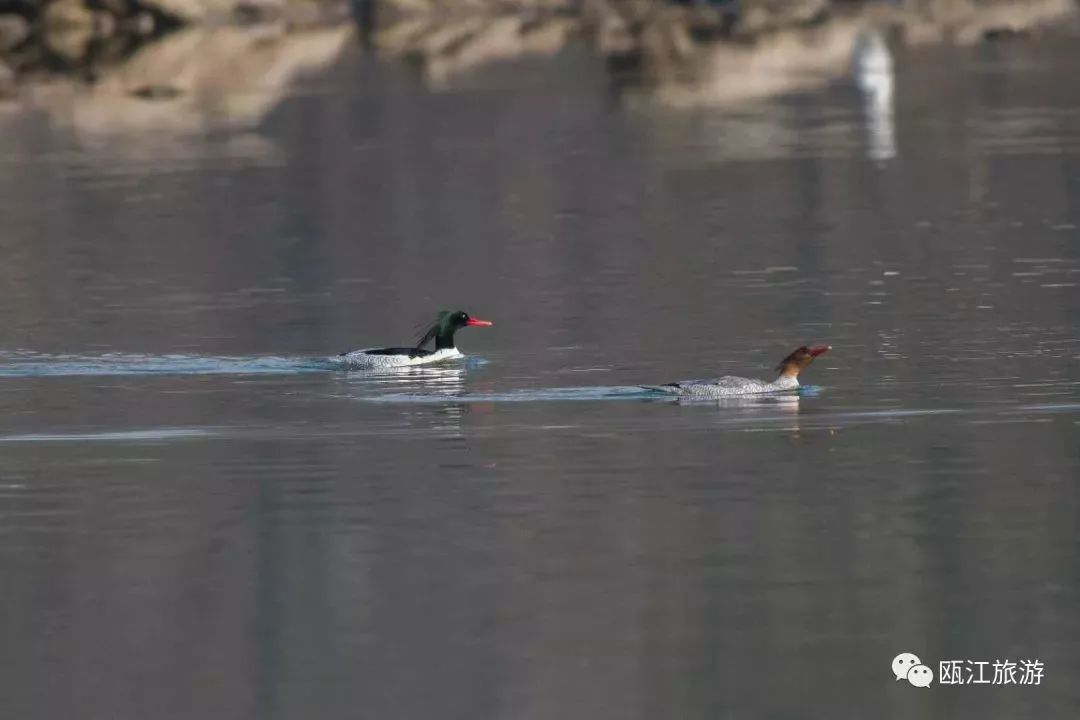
[0,27,1078,720]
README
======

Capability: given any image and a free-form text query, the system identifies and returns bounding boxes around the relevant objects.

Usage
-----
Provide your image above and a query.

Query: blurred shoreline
[0,0,1076,134]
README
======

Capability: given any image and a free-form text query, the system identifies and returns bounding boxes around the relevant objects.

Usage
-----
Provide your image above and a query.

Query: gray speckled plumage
[644,344,830,397]
[644,374,799,397]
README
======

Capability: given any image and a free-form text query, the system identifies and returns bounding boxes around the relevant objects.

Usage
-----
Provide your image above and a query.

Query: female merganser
[339,310,492,369]
[644,345,831,397]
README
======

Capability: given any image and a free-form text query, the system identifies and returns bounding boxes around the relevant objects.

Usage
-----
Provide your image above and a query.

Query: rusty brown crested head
[775,345,831,378]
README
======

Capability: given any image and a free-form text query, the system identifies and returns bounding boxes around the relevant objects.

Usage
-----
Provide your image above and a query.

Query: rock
[43,0,97,64]
[0,59,14,97]
[0,14,30,54]
[135,0,245,23]
[43,0,96,32]
[886,0,1076,45]
[92,11,118,38]
[734,0,830,36]
[130,83,183,98]
[125,11,158,36]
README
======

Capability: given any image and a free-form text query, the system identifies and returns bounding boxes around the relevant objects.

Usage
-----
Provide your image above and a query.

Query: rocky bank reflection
[9,23,352,138]
[0,0,1075,158]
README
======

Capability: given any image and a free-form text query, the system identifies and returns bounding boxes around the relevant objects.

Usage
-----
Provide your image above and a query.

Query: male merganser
[644,345,831,397]
[339,310,492,369]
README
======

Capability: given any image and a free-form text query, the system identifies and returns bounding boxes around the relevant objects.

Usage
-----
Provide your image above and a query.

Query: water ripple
[0,428,215,443]
[0,352,487,378]
[0,351,334,377]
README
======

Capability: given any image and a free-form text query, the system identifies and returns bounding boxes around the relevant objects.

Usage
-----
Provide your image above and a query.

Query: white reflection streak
[365,364,468,435]
[342,363,467,396]
[677,392,802,431]
[677,393,800,409]
[853,30,896,161]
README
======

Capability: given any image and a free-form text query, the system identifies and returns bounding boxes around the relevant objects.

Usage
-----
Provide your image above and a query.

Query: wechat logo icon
[893,652,933,687]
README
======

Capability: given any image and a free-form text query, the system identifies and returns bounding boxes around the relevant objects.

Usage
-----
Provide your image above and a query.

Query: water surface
[0,31,1078,720]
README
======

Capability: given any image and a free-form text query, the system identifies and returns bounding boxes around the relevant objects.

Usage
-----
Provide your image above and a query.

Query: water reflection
[337,363,468,397]
[633,18,865,108]
[7,24,352,155]
[0,0,1075,167]
[674,393,801,410]
[367,3,874,107]
[675,392,802,431]
[1,17,1079,720]
[369,13,574,88]
[619,19,882,163]
[852,29,896,161]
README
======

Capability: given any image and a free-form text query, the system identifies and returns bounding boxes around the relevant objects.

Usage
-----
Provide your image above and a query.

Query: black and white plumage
[340,310,492,369]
